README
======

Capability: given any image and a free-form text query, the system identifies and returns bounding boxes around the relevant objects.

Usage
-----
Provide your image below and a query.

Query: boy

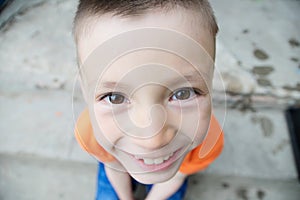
[73,0,224,199]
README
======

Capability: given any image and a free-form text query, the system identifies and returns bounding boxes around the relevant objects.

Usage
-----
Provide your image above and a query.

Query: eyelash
[98,92,129,104]
[169,87,203,101]
[97,88,204,104]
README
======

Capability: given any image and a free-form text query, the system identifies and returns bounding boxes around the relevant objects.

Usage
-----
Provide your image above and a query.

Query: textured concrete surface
[211,0,300,107]
[186,173,300,200]
[1,154,299,200]
[210,108,297,180]
[0,153,97,200]
[0,0,299,199]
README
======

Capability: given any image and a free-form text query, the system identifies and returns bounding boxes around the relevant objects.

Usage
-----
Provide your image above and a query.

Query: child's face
[77,8,215,184]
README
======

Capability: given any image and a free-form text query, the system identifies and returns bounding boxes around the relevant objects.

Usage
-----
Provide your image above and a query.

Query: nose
[131,125,176,151]
[128,103,175,150]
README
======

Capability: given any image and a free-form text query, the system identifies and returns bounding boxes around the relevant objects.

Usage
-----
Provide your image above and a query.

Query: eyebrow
[166,74,204,86]
[97,73,205,91]
[99,81,130,90]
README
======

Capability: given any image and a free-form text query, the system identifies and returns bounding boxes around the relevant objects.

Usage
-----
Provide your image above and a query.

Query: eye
[170,88,201,101]
[98,93,128,104]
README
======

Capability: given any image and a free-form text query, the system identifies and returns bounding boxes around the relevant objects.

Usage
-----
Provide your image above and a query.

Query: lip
[129,148,183,172]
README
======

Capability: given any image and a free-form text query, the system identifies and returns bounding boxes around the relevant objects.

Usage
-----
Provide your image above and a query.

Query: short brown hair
[73,0,218,42]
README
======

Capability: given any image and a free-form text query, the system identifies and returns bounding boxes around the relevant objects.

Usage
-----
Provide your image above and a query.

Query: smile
[127,148,183,172]
[135,152,174,165]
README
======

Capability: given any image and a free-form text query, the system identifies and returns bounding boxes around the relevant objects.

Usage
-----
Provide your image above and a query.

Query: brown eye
[175,89,190,100]
[170,88,199,101]
[109,94,125,104]
[99,93,127,104]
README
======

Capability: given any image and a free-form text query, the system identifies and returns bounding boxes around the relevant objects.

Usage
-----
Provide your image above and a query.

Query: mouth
[136,151,174,165]
[129,148,183,172]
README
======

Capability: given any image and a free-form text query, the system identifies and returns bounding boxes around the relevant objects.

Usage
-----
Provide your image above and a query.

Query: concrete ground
[0,0,299,200]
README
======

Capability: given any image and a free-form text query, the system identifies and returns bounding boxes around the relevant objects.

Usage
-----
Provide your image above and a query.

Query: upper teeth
[137,152,174,165]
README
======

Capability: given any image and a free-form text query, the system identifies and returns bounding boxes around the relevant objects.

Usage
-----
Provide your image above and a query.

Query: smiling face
[76,7,215,184]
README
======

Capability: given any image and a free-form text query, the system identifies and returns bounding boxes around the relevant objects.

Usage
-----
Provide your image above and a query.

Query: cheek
[93,105,123,144]
[175,97,211,144]
[193,98,212,145]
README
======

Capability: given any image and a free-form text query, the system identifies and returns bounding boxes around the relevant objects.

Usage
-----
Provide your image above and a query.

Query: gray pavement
[0,0,299,200]
[1,153,300,200]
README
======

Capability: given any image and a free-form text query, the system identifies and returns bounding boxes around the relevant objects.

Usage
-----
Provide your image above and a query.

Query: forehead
[77,7,215,64]
[102,49,203,79]
[88,49,211,91]
[77,7,215,92]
